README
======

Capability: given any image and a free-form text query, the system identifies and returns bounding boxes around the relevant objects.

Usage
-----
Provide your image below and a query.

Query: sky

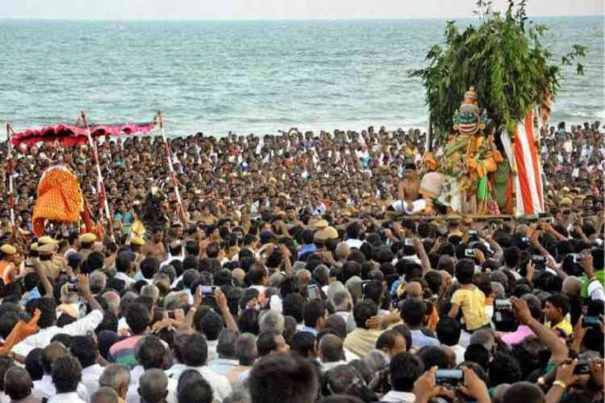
[1,0,603,20]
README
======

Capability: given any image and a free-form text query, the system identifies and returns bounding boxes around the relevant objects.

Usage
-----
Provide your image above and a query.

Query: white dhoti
[392,199,427,215]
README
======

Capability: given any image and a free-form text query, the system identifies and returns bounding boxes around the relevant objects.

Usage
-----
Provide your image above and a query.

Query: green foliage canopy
[412,0,586,138]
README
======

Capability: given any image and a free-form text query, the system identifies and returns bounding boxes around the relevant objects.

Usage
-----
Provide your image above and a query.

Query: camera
[571,254,582,264]
[493,299,517,332]
[435,369,464,387]
[465,249,476,258]
[307,284,320,300]
[404,238,414,246]
[573,360,591,375]
[200,285,217,296]
[582,316,601,330]
[531,255,546,264]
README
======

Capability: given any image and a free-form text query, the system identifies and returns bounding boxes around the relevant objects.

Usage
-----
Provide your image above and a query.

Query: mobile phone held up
[308,284,320,300]
[435,369,464,387]
[582,316,601,330]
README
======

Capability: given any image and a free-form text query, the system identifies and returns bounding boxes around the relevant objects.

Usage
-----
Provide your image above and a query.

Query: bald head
[515,225,529,237]
[319,334,343,363]
[406,281,422,298]
[42,342,68,374]
[100,364,131,398]
[102,291,121,315]
[232,269,246,285]
[296,269,312,285]
[469,329,495,354]
[141,284,160,303]
[502,382,544,403]
[562,276,582,296]
[91,387,119,403]
[89,271,108,294]
[138,369,168,403]
[335,242,350,260]
[491,282,505,299]
[493,384,511,403]
[4,367,33,401]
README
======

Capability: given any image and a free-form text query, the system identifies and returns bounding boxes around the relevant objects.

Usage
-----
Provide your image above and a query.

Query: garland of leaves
[412,0,586,141]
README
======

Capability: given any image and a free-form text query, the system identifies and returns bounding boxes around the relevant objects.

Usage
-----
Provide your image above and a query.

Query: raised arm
[511,297,568,364]
[78,275,104,312]
[33,260,54,297]
[413,237,431,273]
[216,288,238,332]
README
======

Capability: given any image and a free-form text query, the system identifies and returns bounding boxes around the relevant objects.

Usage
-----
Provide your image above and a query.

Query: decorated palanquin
[421,87,511,214]
[33,165,103,238]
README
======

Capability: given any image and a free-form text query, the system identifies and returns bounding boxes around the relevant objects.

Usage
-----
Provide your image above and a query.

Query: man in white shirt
[208,329,240,376]
[13,275,104,359]
[70,335,104,396]
[344,222,364,249]
[34,342,90,402]
[99,364,131,403]
[47,355,87,403]
[137,370,170,403]
[318,334,347,372]
[126,335,177,403]
[114,253,136,288]
[177,333,232,402]
[436,317,466,365]
[381,353,424,403]
[159,241,184,270]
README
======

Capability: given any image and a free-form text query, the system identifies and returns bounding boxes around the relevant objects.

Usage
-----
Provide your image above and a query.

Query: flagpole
[5,124,16,236]
[81,111,114,239]
[156,111,185,221]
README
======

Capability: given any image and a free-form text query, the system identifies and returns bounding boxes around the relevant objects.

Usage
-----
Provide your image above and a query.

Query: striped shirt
[108,335,171,369]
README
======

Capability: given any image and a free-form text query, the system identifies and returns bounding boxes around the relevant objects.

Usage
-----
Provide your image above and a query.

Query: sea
[0,17,603,137]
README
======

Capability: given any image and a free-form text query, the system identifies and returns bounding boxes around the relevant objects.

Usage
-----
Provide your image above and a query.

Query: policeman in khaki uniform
[0,244,19,284]
[38,236,68,273]
[79,233,97,261]
[37,243,64,280]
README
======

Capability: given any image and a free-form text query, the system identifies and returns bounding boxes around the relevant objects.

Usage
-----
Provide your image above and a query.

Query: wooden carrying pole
[81,111,114,239]
[156,111,185,221]
[5,124,16,236]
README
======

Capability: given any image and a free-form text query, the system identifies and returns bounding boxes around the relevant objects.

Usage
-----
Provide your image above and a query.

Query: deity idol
[437,87,503,214]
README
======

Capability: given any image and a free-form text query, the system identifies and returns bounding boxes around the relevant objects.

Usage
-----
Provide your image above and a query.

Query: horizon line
[0,14,603,22]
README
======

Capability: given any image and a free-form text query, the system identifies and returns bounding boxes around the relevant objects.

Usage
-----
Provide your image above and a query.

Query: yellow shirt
[450,287,489,331]
[546,319,573,337]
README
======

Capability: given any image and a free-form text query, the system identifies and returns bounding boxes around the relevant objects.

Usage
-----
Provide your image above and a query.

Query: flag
[501,112,545,216]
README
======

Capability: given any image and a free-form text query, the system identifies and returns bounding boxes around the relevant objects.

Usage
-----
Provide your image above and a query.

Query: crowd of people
[0,120,601,403]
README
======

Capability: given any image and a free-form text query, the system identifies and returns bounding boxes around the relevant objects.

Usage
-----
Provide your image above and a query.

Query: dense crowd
[0,120,602,403]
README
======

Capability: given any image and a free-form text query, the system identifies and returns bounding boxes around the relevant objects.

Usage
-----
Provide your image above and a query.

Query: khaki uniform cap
[314,219,329,230]
[80,233,97,243]
[38,236,58,245]
[38,243,57,254]
[0,245,17,255]
[322,227,339,240]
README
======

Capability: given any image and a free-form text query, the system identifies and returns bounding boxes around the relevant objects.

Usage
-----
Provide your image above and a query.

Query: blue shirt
[300,326,319,336]
[208,358,239,375]
[410,329,440,351]
[21,287,41,306]
[115,212,133,234]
